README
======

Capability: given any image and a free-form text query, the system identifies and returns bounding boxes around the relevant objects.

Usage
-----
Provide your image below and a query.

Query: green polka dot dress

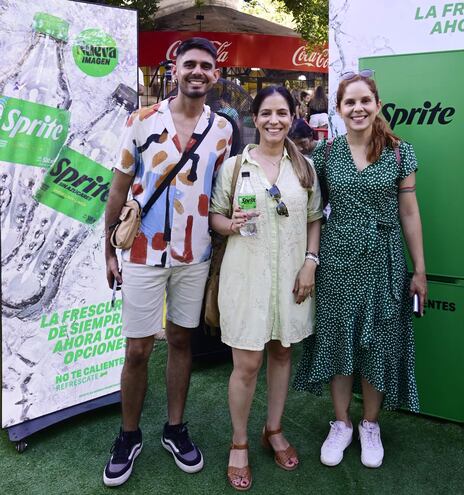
[293,136,420,412]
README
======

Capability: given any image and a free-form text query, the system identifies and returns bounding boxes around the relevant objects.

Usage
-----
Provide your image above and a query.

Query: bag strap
[141,111,216,217]
[320,139,334,207]
[324,138,333,162]
[394,144,401,166]
[228,154,242,218]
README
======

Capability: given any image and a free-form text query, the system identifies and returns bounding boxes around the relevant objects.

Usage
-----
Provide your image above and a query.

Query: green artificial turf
[1,341,463,495]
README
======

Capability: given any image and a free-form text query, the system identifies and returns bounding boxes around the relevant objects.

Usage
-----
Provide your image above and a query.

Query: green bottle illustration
[2,84,137,321]
[0,12,72,263]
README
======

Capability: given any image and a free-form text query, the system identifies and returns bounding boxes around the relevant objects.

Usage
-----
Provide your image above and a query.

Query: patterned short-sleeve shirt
[115,98,233,267]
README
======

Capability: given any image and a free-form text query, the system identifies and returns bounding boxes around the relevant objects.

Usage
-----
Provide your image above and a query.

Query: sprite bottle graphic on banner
[1,84,137,321]
[0,12,71,166]
[0,12,71,263]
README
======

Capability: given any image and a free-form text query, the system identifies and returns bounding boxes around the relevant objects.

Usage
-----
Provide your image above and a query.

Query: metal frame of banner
[6,391,120,452]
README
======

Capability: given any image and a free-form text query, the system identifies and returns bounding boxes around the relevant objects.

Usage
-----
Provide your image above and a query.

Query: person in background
[218,92,239,122]
[294,71,427,469]
[290,88,302,118]
[289,118,318,158]
[299,90,311,121]
[307,85,329,128]
[210,86,322,491]
[103,37,233,487]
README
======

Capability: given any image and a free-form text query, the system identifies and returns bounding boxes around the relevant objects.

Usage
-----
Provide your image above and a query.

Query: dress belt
[360,219,403,348]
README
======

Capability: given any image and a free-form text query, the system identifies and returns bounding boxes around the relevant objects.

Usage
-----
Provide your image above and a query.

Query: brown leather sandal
[227,443,252,491]
[261,426,299,471]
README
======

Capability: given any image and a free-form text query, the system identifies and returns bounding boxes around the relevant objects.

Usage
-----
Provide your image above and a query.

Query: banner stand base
[5,391,120,452]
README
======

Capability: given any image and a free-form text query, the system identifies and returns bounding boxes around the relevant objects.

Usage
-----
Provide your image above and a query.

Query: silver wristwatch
[305,251,320,266]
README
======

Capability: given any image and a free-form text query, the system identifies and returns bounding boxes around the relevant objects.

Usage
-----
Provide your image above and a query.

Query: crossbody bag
[109,112,215,249]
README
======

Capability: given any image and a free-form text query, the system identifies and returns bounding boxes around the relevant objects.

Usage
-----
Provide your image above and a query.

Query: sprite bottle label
[238,194,256,210]
[0,96,70,168]
[35,146,113,225]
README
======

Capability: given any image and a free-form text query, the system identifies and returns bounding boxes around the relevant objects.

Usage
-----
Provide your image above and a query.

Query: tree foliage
[281,0,328,47]
[85,1,328,44]
[85,1,159,30]
[240,0,296,30]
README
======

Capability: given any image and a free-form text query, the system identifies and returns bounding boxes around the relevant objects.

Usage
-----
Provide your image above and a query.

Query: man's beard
[179,78,211,98]
[181,89,208,98]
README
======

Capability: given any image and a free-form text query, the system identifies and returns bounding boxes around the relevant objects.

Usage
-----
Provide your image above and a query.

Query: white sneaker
[320,420,353,466]
[358,420,384,468]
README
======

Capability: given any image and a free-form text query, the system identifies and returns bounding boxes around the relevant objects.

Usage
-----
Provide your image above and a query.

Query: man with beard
[103,38,233,486]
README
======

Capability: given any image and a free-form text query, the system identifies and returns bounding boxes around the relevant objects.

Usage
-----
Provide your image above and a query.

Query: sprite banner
[359,50,464,279]
[359,50,464,423]
[328,0,464,136]
[329,0,464,422]
[1,0,137,432]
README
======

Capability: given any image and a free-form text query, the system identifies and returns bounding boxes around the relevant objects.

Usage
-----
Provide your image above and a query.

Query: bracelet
[305,251,320,266]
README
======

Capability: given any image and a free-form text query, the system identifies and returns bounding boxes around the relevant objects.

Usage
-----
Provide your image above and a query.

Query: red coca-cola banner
[139,31,328,73]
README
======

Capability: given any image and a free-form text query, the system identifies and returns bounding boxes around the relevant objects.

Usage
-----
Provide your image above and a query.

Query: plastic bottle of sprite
[238,171,257,237]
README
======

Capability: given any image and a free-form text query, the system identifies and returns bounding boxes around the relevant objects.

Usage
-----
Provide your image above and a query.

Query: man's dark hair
[176,37,217,61]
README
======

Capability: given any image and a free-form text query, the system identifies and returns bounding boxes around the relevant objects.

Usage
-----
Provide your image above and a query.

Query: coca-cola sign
[139,31,328,73]
[166,40,232,63]
[292,47,328,69]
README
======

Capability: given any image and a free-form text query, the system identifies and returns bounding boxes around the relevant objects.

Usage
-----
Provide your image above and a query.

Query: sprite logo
[73,29,118,77]
[35,146,113,225]
[2,109,65,139]
[0,96,70,168]
[0,97,6,120]
[238,194,256,210]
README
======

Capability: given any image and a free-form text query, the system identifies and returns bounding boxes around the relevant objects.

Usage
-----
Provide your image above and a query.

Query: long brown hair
[308,85,328,114]
[336,75,400,163]
[252,86,314,189]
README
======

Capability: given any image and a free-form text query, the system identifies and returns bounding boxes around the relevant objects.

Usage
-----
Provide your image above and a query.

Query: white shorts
[121,260,211,338]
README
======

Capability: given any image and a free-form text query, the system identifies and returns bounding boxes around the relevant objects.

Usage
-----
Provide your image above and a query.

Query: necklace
[254,149,283,167]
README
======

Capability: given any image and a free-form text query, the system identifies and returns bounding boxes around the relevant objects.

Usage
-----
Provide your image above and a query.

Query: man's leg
[103,337,154,487]
[104,261,166,487]
[160,261,210,473]
[165,321,192,425]
[121,336,155,430]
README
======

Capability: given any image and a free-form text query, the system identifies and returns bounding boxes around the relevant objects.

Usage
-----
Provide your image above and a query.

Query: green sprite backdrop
[360,50,464,422]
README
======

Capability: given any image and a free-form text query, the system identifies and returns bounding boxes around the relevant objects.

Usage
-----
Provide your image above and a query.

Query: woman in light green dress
[210,86,322,491]
[294,72,427,469]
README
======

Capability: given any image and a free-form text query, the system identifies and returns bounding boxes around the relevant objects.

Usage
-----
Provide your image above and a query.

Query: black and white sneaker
[161,422,204,473]
[103,428,143,486]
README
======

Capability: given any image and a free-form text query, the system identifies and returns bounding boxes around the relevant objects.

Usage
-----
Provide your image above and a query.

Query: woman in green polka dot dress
[294,72,427,469]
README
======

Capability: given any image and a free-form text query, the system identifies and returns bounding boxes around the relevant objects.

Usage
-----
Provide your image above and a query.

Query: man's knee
[124,337,154,367]
[165,321,192,351]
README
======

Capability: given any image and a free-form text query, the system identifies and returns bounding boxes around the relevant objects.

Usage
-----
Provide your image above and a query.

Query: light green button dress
[210,144,322,351]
